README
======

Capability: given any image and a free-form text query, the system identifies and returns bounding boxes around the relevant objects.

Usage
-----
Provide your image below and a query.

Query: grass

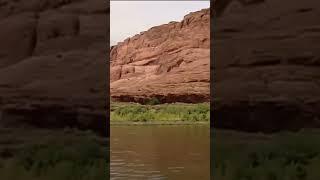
[212,129,320,180]
[110,101,210,123]
[0,128,108,180]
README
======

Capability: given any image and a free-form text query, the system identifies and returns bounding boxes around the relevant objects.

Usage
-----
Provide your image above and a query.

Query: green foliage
[145,97,161,105]
[212,130,320,180]
[0,129,108,180]
[110,102,210,122]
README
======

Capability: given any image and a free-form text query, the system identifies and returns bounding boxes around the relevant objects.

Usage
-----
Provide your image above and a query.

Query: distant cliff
[110,8,210,103]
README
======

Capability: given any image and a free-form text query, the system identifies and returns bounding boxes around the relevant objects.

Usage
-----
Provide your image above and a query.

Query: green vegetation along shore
[0,128,108,180]
[110,101,210,124]
[213,129,320,180]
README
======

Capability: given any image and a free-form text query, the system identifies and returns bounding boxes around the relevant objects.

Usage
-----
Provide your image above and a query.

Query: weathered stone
[0,13,37,68]
[0,0,107,135]
[110,8,210,103]
[0,105,107,136]
[213,0,320,132]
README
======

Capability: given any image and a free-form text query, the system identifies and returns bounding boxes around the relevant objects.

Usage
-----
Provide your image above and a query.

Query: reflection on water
[111,125,210,180]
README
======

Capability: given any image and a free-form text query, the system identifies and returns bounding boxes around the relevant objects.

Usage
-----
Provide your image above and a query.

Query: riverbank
[110,101,210,124]
[111,121,209,126]
[213,129,320,180]
[0,128,107,180]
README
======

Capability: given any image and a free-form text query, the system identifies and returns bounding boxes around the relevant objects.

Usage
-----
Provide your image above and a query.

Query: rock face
[213,0,320,132]
[0,0,108,135]
[110,8,210,103]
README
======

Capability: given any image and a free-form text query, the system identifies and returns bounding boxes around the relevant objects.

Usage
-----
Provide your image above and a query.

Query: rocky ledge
[110,8,210,103]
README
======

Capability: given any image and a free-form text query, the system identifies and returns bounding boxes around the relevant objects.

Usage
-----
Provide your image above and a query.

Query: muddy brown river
[110,125,210,180]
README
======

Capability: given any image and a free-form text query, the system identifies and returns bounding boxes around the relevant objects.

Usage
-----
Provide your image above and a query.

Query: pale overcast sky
[110,1,210,46]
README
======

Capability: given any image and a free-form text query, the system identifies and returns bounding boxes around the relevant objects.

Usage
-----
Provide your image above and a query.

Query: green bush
[0,130,108,180]
[212,130,320,180]
[145,97,161,105]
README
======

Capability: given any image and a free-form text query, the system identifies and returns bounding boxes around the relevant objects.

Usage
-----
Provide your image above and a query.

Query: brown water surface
[110,125,210,180]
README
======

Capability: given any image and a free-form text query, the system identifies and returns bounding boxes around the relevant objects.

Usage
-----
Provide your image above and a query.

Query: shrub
[111,102,210,122]
[146,97,161,105]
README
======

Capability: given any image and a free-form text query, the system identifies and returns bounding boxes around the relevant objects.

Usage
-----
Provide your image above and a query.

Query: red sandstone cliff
[110,8,210,103]
[0,0,107,105]
[213,0,320,132]
[0,0,108,134]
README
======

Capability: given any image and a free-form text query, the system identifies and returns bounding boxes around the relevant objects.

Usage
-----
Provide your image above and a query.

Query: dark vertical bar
[0,0,109,179]
[212,0,320,179]
[210,0,215,179]
[106,1,111,179]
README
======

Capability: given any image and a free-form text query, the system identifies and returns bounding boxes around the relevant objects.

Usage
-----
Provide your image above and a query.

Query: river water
[110,125,210,180]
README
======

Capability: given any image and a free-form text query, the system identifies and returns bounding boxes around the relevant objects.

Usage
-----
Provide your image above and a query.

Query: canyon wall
[0,0,108,135]
[110,8,210,103]
[213,0,320,132]
[1,0,320,132]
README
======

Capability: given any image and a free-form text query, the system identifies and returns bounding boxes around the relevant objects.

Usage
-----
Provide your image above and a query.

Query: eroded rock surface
[110,8,210,103]
[213,0,320,132]
[0,0,108,135]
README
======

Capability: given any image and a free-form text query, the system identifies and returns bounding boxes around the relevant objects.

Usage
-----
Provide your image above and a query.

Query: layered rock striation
[110,8,210,103]
[0,0,108,135]
[213,0,320,132]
